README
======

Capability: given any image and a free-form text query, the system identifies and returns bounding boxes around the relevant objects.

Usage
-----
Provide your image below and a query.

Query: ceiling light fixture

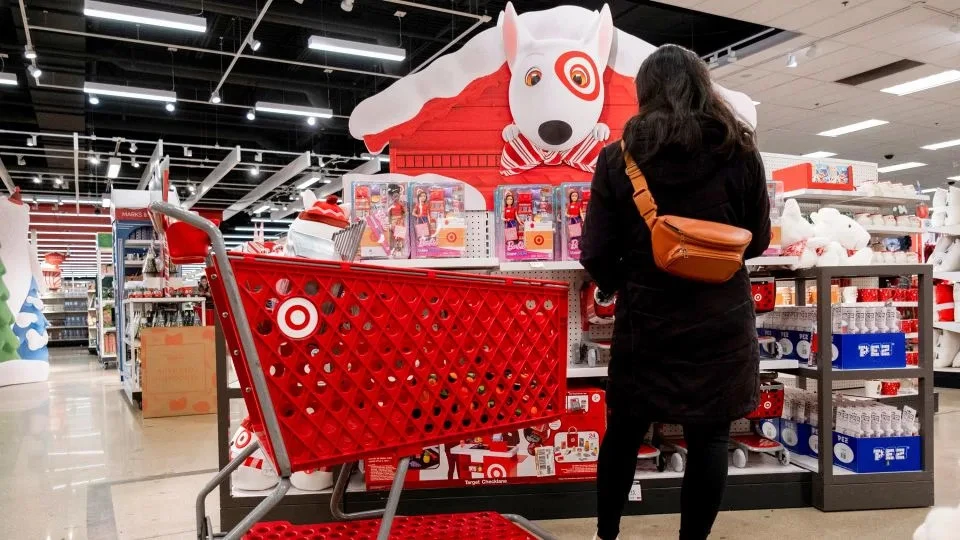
[254,101,333,119]
[0,72,17,86]
[707,55,719,69]
[249,166,260,177]
[801,151,837,158]
[26,135,36,147]
[83,81,176,103]
[727,48,737,63]
[341,0,354,12]
[165,102,175,112]
[249,38,262,52]
[129,142,137,153]
[54,177,63,186]
[306,116,317,126]
[786,54,798,68]
[88,95,99,104]
[24,44,37,60]
[188,183,196,193]
[130,157,140,168]
[252,204,270,214]
[297,175,321,190]
[307,35,405,62]
[88,154,100,165]
[246,109,255,121]
[183,146,192,157]
[16,155,25,166]
[33,176,41,184]
[27,64,42,79]
[817,119,888,137]
[254,152,263,162]
[210,91,221,104]
[877,162,926,173]
[921,138,960,151]
[83,0,207,33]
[881,70,960,96]
[323,178,332,184]
[106,157,121,178]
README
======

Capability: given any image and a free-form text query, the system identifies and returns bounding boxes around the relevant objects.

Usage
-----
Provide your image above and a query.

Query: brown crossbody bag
[621,141,752,284]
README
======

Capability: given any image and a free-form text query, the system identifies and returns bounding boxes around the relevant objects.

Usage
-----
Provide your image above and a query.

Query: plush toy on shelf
[285,193,350,260]
[781,199,872,268]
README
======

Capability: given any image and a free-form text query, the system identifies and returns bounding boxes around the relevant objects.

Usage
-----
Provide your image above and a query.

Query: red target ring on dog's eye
[277,297,318,339]
[555,51,600,101]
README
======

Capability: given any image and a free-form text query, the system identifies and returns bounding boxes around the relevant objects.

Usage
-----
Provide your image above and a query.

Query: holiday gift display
[765,180,785,256]
[557,183,590,260]
[0,189,49,387]
[351,180,410,259]
[410,181,467,258]
[285,192,351,261]
[495,184,556,261]
[780,199,873,268]
[348,3,756,207]
[364,387,605,490]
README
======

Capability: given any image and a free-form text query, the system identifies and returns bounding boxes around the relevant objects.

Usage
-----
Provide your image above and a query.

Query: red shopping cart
[151,203,568,540]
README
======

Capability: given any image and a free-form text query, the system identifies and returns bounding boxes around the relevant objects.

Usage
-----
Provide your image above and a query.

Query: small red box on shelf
[363,387,607,490]
[772,163,854,192]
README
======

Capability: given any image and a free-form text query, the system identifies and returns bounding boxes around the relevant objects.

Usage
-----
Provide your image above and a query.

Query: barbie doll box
[350,180,411,259]
[495,185,556,262]
[363,387,607,490]
[410,181,467,258]
[556,183,590,261]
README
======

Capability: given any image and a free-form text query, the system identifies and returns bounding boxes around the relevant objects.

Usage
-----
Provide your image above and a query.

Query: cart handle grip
[149,202,294,477]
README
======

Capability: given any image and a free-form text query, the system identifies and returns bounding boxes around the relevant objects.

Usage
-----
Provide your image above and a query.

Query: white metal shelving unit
[96,243,116,368]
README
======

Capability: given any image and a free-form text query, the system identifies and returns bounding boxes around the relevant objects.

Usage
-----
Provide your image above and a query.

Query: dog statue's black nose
[538,120,572,146]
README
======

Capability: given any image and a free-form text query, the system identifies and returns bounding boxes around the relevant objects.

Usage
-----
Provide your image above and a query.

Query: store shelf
[934,367,960,389]
[840,301,918,308]
[934,322,960,333]
[370,257,499,269]
[782,189,928,206]
[863,225,923,235]
[124,296,206,304]
[934,271,960,281]
[928,225,960,236]
[45,325,89,330]
[124,239,155,247]
[498,260,583,272]
[102,327,116,333]
[567,359,798,379]
[43,310,88,315]
[906,332,919,339]
[746,256,799,267]
[793,365,923,380]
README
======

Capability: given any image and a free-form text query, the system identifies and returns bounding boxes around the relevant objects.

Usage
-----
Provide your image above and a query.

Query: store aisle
[0,349,957,540]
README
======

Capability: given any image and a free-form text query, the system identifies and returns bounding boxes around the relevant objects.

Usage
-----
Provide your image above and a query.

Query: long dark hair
[624,44,755,164]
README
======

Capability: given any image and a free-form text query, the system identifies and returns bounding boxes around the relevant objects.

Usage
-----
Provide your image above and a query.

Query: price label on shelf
[529,262,545,269]
[628,480,642,502]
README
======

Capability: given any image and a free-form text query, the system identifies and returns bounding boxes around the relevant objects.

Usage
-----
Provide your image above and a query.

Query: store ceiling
[661,0,960,187]
[1,0,768,213]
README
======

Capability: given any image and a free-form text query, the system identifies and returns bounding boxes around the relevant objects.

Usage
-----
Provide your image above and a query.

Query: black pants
[596,411,731,540]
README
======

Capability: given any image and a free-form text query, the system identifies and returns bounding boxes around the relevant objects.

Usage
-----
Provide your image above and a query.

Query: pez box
[363,387,606,490]
[779,420,818,457]
[832,432,921,473]
[830,333,906,370]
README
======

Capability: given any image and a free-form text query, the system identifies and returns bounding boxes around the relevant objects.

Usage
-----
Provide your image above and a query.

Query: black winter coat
[580,131,771,424]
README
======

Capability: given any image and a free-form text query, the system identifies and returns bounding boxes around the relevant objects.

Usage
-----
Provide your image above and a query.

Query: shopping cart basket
[150,203,568,540]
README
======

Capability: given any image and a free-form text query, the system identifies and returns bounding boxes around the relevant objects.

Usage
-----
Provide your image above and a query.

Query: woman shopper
[580,44,771,540]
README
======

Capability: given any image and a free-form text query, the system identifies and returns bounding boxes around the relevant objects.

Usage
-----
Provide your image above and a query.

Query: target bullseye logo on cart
[234,429,251,449]
[277,297,319,339]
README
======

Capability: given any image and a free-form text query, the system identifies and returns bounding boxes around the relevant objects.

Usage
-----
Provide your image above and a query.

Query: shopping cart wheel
[778,449,791,466]
[670,452,684,473]
[732,448,747,469]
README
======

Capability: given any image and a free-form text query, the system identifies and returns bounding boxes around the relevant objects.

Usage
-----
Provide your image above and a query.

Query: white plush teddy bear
[780,199,873,268]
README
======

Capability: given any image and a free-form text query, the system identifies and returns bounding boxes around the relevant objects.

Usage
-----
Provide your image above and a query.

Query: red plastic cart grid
[150,203,568,540]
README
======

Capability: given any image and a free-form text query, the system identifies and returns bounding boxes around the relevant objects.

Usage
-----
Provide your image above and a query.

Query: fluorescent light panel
[881,70,960,96]
[106,157,121,179]
[307,35,405,61]
[297,175,321,190]
[83,0,206,33]
[802,151,837,158]
[0,73,17,86]
[921,188,938,193]
[818,119,888,137]
[877,162,926,173]
[83,81,177,103]
[254,102,333,119]
[921,138,960,151]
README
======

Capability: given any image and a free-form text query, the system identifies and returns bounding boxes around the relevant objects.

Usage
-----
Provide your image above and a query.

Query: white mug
[864,380,882,398]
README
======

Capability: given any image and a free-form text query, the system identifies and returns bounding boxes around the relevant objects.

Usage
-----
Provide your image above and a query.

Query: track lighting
[254,152,263,162]
[27,64,41,79]
[88,155,100,165]
[129,142,138,153]
[249,166,260,177]
[210,91,221,104]
[249,38,262,52]
[707,55,719,69]
[33,176,41,184]
[165,102,175,112]
[786,54,798,68]
[26,135,36,147]
[131,157,140,168]
[16,155,25,166]
[306,116,317,126]
[24,44,37,60]
[54,176,63,186]
[183,146,192,157]
[727,48,737,62]
[188,183,196,193]
[89,95,100,105]
[246,109,256,121]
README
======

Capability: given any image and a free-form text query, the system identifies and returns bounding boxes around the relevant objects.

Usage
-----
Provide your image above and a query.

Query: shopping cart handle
[150,202,221,263]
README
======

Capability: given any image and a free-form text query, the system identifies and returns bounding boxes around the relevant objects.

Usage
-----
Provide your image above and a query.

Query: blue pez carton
[832,432,921,473]
[780,420,819,457]
[830,333,906,370]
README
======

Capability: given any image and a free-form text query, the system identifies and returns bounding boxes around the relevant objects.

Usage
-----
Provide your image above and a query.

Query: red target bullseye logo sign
[446,231,458,243]
[486,463,508,478]
[533,234,545,246]
[277,297,319,339]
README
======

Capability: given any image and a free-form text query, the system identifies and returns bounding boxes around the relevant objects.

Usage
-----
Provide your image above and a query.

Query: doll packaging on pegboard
[495,185,556,262]
[351,181,410,259]
[557,183,590,261]
[410,182,467,258]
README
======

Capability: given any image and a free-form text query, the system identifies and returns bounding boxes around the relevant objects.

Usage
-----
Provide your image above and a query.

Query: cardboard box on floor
[140,326,217,418]
[364,387,606,490]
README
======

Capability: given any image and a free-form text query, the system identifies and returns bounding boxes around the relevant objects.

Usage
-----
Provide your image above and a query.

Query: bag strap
[621,140,658,230]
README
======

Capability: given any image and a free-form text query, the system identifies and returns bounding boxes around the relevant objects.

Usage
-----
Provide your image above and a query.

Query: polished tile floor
[1,349,957,539]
